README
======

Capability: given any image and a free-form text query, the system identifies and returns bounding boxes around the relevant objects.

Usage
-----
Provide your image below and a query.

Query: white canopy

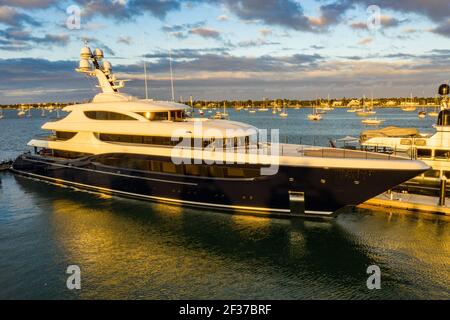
[337,136,359,142]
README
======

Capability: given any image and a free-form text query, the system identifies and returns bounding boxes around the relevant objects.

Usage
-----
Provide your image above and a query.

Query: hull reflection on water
[1,174,447,299]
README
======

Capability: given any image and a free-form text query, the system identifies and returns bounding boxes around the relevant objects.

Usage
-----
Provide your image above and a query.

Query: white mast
[169,48,175,101]
[144,61,149,100]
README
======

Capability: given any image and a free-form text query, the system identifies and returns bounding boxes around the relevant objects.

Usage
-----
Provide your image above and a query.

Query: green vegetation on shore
[0,96,440,109]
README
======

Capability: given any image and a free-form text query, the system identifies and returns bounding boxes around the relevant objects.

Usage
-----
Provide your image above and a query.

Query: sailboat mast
[144,62,149,100]
[169,49,175,101]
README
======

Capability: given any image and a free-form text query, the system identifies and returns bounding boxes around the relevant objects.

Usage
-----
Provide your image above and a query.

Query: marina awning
[337,136,359,143]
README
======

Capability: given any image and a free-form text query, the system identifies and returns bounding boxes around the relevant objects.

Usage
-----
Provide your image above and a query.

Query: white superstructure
[361,84,450,183]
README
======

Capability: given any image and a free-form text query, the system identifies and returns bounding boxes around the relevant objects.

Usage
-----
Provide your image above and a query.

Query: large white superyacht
[12,45,429,217]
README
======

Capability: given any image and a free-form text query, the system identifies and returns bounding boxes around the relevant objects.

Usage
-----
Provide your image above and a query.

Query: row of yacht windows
[96,156,260,178]
[37,148,261,178]
[84,111,136,121]
[39,149,93,159]
[55,131,77,140]
[98,133,252,149]
[136,111,185,121]
[52,131,253,149]
[83,111,186,121]
[417,148,450,160]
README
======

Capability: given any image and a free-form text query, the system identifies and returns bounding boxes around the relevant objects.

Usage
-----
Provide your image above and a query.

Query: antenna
[144,61,149,100]
[169,48,175,101]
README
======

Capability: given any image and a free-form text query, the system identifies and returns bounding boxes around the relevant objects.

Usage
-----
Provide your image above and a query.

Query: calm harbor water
[0,107,449,299]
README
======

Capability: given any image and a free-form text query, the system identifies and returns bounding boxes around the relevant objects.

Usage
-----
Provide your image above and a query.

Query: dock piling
[439,176,447,206]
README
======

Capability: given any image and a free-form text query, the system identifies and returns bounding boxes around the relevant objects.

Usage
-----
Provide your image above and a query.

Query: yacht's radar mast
[76,43,126,93]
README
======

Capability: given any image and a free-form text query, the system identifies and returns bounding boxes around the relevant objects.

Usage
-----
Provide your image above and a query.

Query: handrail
[282,144,409,161]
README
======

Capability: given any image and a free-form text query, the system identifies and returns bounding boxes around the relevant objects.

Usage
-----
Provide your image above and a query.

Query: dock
[360,191,450,216]
[0,160,12,171]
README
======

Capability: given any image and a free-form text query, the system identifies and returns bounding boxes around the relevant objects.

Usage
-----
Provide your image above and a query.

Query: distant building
[347,99,360,107]
[385,100,397,106]
[332,101,343,107]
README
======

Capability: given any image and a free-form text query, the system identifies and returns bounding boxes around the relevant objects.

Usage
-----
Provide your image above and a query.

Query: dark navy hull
[12,153,426,216]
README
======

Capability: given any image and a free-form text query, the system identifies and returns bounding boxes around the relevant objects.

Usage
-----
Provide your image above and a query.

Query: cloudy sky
[0,0,450,103]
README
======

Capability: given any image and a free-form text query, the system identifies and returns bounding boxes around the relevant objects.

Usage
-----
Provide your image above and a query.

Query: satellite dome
[80,46,92,59]
[438,84,449,96]
[78,59,91,71]
[102,60,112,71]
[94,48,104,60]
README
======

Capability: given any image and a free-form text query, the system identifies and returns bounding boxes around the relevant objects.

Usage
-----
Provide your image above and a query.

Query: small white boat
[279,104,288,117]
[418,111,426,119]
[307,114,322,121]
[212,112,224,119]
[17,110,25,117]
[401,93,418,111]
[308,105,322,121]
[401,106,417,112]
[429,111,439,117]
[361,118,384,125]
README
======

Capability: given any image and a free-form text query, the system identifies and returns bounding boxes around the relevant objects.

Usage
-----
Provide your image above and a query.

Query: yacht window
[138,112,169,121]
[162,162,177,174]
[151,161,162,172]
[137,111,185,121]
[97,156,120,167]
[50,149,93,159]
[150,112,169,121]
[55,131,77,140]
[417,149,432,158]
[84,111,136,120]
[400,139,412,146]
[99,133,178,146]
[414,139,426,146]
[227,168,245,178]
[435,150,450,159]
[185,164,202,176]
[208,167,224,178]
[128,159,150,171]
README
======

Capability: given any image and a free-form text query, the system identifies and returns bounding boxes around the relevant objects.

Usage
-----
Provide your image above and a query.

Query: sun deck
[279,144,410,161]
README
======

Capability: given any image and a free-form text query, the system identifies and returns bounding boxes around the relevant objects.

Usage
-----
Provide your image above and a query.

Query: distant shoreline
[0,98,441,109]
[0,105,440,109]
